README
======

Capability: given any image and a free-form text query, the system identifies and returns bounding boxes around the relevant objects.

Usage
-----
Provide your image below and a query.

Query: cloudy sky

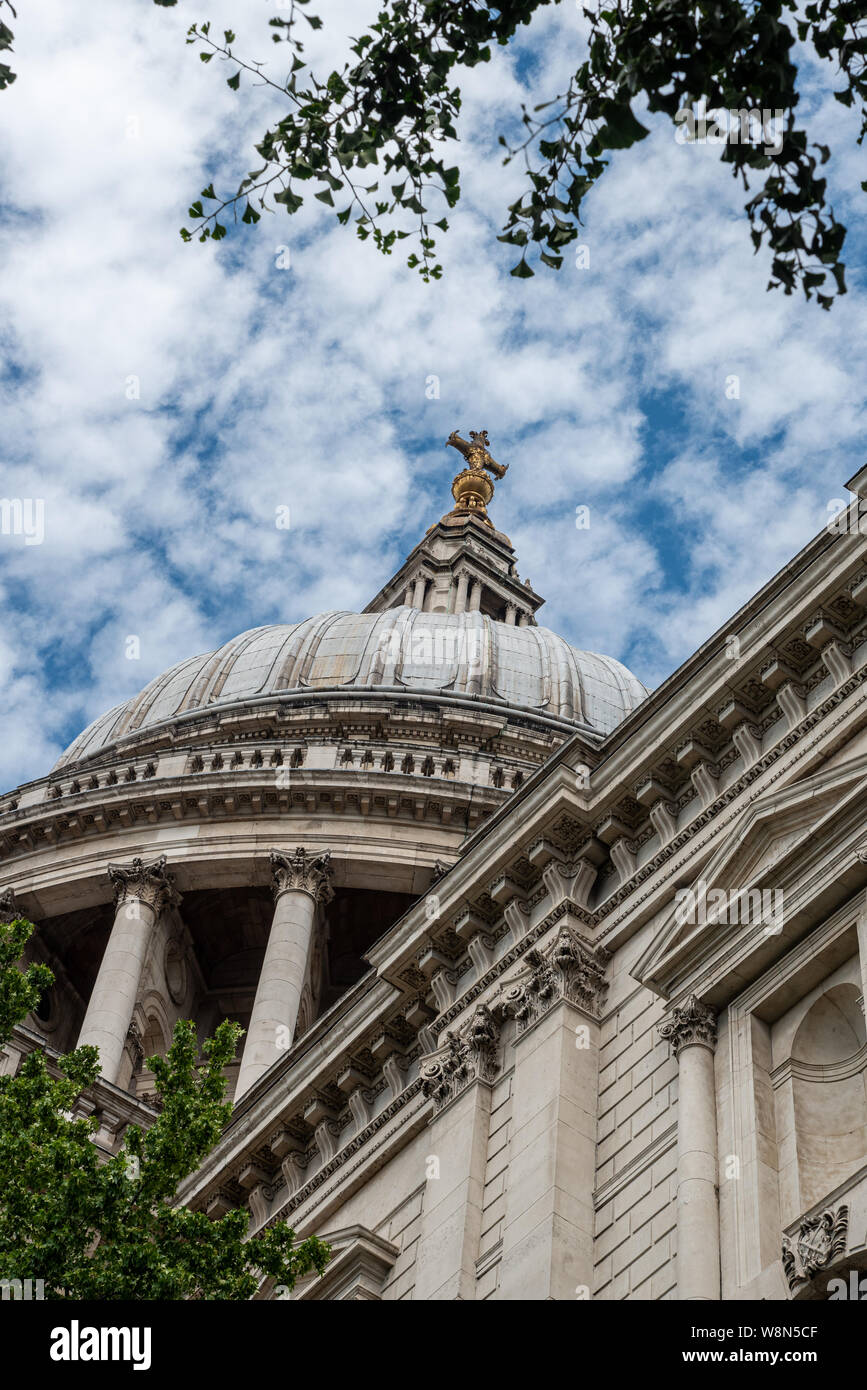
[0,0,865,791]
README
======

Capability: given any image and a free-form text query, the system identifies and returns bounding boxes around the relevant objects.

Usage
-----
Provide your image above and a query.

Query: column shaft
[77,856,177,1084]
[235,890,317,1098]
[676,1042,720,1299]
[235,848,333,1101]
[660,994,720,1300]
[453,570,470,615]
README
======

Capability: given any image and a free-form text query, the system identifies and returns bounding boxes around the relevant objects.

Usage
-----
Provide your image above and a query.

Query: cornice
[44,686,591,783]
[597,669,867,943]
[0,769,510,877]
[359,663,867,1011]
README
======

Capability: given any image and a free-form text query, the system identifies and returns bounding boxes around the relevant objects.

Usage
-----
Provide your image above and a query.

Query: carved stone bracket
[419,1004,501,1116]
[108,855,181,915]
[490,924,610,1037]
[126,1019,145,1074]
[782,1205,849,1291]
[0,887,20,923]
[658,993,717,1056]
[270,847,334,904]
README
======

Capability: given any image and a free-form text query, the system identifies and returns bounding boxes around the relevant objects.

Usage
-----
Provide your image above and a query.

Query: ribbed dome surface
[55,608,648,768]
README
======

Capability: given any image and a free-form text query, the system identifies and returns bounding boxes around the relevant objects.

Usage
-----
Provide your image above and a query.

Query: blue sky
[0,0,865,791]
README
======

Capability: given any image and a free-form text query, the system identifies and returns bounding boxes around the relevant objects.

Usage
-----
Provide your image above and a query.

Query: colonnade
[71,848,333,1097]
[402,568,530,623]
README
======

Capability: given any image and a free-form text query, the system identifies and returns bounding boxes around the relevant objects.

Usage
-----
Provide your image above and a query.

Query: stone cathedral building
[2,430,867,1302]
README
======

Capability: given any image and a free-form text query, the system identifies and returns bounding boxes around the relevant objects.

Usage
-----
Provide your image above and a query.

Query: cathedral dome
[54,607,648,770]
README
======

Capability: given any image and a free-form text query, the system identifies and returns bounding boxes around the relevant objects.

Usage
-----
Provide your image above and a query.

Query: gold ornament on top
[445,429,508,525]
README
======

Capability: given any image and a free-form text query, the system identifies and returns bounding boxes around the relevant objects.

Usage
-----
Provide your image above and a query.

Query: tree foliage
[171,0,862,303]
[0,917,329,1299]
[4,2,864,302]
[0,1,16,91]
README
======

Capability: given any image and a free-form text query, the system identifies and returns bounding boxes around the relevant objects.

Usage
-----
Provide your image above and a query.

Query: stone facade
[3,455,867,1300]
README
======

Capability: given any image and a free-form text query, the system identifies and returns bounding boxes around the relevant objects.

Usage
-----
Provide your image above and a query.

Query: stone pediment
[633,750,867,997]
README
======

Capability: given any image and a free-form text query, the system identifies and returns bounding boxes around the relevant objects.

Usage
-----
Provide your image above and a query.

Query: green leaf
[510,258,534,278]
[274,187,304,214]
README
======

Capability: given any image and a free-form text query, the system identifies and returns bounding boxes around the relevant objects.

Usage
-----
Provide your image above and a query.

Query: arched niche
[792,984,866,1063]
[790,983,867,1213]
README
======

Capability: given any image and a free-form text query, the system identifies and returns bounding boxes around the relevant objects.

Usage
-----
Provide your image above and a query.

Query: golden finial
[445,430,508,525]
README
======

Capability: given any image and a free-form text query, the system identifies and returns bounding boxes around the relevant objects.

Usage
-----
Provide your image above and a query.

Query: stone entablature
[364,554,867,1002]
[0,693,589,886]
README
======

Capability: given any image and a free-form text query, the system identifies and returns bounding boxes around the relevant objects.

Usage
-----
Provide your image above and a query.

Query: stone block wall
[593,933,679,1299]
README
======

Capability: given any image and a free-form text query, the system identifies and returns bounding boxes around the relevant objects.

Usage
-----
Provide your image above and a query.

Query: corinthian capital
[489,925,609,1036]
[658,993,717,1057]
[420,1004,501,1116]
[107,856,180,915]
[270,848,334,904]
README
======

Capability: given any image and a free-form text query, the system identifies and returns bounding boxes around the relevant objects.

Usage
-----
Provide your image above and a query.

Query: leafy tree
[0,916,329,1299]
[169,0,862,303]
[4,3,863,301]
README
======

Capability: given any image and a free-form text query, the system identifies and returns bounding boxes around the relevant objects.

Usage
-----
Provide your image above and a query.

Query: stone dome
[55,607,648,769]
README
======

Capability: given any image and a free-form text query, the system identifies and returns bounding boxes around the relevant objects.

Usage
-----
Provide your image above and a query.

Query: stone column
[468,579,482,612]
[453,569,470,615]
[659,994,720,1300]
[504,603,517,626]
[412,574,427,610]
[235,847,333,1101]
[78,856,179,1084]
